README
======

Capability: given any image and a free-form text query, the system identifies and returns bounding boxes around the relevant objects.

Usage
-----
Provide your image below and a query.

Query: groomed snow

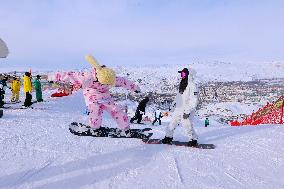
[0,91,283,189]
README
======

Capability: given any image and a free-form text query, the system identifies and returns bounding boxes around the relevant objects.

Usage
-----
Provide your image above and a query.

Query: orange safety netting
[230,96,284,126]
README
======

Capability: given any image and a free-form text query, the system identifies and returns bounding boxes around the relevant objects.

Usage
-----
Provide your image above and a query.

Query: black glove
[183,113,190,119]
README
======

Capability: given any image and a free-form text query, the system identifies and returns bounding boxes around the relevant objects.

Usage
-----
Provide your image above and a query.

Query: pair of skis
[69,122,215,149]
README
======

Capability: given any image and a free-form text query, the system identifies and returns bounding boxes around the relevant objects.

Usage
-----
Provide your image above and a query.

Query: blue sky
[0,0,284,70]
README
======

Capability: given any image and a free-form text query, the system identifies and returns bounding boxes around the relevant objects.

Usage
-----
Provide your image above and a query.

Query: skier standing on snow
[0,83,4,107]
[11,77,21,102]
[152,108,163,125]
[0,76,8,90]
[130,97,149,124]
[33,75,43,102]
[0,76,8,100]
[162,68,199,147]
[49,55,140,135]
[205,117,209,127]
[23,72,33,107]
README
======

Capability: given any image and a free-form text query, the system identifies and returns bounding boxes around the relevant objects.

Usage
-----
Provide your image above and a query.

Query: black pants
[152,117,162,125]
[130,111,143,123]
[0,99,4,108]
[24,92,33,107]
[0,93,4,108]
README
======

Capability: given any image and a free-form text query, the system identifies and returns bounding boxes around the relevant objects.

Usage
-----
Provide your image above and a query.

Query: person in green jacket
[205,117,209,127]
[34,75,43,102]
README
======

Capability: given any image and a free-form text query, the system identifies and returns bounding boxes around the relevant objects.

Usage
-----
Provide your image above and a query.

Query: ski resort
[1,1,284,189]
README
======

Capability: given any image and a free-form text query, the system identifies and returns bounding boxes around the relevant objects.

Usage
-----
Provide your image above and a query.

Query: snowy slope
[0,92,283,189]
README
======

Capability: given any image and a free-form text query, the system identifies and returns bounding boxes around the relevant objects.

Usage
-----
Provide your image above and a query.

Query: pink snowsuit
[53,69,139,130]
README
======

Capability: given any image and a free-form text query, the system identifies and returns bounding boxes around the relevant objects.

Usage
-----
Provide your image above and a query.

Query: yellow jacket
[11,80,21,92]
[23,75,32,93]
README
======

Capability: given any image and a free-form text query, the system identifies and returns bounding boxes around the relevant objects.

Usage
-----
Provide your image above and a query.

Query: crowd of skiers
[0,72,44,109]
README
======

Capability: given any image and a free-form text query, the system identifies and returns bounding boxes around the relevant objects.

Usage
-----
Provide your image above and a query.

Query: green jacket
[205,119,209,125]
[33,79,43,101]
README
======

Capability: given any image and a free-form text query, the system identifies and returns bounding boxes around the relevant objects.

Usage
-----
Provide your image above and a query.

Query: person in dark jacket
[0,76,8,108]
[0,83,3,117]
[0,76,8,93]
[0,83,4,108]
[34,75,43,102]
[0,76,8,89]
[130,97,149,124]
[152,108,163,125]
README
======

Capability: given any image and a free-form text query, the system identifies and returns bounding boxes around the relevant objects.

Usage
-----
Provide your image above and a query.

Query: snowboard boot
[188,139,198,147]
[161,136,173,144]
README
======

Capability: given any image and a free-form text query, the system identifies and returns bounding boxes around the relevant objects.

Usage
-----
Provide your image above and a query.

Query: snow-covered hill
[2,60,284,82]
[0,91,283,189]
[115,61,284,91]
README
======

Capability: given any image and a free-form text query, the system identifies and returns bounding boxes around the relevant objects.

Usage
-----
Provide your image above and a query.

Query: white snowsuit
[165,73,199,140]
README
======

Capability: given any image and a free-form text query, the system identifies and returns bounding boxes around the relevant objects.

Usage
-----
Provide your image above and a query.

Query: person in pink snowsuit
[50,55,140,131]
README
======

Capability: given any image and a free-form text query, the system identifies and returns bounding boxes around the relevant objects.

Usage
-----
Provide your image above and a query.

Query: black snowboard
[142,139,215,149]
[69,122,153,139]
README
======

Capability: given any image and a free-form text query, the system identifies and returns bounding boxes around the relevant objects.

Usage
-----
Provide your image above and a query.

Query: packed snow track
[0,92,283,189]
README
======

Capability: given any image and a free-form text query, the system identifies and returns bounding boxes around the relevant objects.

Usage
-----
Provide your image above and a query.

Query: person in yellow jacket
[11,76,21,102]
[23,72,33,107]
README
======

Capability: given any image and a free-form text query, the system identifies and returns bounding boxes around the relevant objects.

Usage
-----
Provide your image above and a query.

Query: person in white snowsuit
[162,68,199,146]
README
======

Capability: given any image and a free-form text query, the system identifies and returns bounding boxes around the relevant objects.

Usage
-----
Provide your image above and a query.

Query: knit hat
[85,55,116,86]
[178,68,189,75]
